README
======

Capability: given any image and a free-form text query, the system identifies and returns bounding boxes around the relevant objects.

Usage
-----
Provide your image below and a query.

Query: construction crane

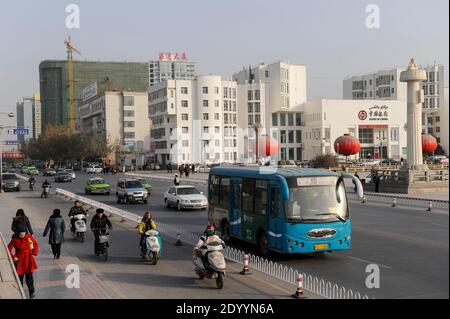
[64,36,81,132]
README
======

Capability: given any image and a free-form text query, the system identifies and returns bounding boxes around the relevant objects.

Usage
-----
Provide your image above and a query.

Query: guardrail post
[392,197,397,207]
[175,233,183,246]
[291,274,307,299]
[240,254,252,275]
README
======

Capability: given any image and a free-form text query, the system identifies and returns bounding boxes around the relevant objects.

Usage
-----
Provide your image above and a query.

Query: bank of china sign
[358,105,388,121]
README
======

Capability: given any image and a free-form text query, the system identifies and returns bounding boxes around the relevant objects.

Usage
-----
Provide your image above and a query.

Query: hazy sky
[0,0,448,129]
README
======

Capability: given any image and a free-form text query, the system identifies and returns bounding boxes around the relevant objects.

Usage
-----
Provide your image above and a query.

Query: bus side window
[255,180,268,216]
[210,175,220,205]
[233,183,241,209]
[242,178,255,214]
[219,177,230,207]
[271,188,279,219]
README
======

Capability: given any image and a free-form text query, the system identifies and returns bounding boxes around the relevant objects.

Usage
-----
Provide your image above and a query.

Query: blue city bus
[207,166,363,255]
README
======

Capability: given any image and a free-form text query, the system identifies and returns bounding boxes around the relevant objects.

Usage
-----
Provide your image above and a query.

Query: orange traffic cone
[240,254,252,275]
[291,274,307,299]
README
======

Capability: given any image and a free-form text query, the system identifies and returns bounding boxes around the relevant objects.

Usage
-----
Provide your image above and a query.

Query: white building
[149,52,196,87]
[16,93,41,145]
[233,60,307,162]
[300,99,407,161]
[441,87,449,155]
[79,91,150,164]
[148,76,238,165]
[343,63,445,142]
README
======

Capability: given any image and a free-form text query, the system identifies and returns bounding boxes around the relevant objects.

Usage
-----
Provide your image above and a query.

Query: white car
[164,185,208,211]
[86,165,103,174]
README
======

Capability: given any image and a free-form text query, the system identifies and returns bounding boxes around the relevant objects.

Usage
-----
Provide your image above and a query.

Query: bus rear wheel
[258,231,270,257]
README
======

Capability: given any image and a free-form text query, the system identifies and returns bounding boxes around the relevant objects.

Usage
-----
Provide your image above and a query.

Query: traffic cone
[362,195,366,204]
[175,233,183,246]
[426,200,432,212]
[392,197,397,207]
[291,274,307,299]
[240,254,252,275]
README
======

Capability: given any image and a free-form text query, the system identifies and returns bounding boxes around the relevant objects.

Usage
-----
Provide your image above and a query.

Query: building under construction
[39,60,149,131]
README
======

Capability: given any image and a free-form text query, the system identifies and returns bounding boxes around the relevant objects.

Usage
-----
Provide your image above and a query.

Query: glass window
[123,96,134,106]
[182,127,188,133]
[203,113,209,120]
[214,113,219,120]
[288,113,294,126]
[280,113,286,126]
[358,128,373,144]
[124,110,134,117]
[219,177,230,206]
[255,180,267,216]
[203,126,209,133]
[210,175,220,205]
[124,132,135,139]
[181,100,188,107]
[272,113,278,126]
[254,90,260,100]
[181,87,188,94]
[248,90,253,101]
[248,103,253,113]
[214,87,219,94]
[233,182,241,209]
[214,100,219,107]
[242,178,255,214]
[181,114,188,121]
[202,87,208,94]
[288,130,294,143]
[203,100,209,107]
[270,187,280,218]
[296,130,302,143]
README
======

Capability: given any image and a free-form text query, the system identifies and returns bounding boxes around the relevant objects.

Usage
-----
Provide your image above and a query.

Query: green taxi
[27,166,39,175]
[137,178,152,195]
[85,177,111,195]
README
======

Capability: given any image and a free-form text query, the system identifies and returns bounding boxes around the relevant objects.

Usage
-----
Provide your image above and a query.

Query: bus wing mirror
[341,173,364,199]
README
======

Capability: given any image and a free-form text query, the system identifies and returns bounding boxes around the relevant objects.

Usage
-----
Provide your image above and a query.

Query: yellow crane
[64,36,81,132]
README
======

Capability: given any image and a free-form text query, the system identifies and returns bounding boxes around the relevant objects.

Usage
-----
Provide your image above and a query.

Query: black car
[54,172,72,183]
[1,173,21,191]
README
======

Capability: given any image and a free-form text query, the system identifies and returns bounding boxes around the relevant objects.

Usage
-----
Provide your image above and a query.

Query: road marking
[344,255,393,270]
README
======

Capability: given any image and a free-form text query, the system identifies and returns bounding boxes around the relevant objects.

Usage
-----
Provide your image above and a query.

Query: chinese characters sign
[2,152,23,159]
[158,52,187,62]
[358,105,389,121]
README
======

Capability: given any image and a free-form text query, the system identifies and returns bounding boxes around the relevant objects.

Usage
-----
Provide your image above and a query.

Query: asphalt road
[21,171,449,298]
[0,178,313,299]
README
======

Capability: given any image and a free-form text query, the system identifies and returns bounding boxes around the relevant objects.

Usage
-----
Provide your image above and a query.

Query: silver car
[164,185,208,211]
[1,173,21,192]
[116,178,148,204]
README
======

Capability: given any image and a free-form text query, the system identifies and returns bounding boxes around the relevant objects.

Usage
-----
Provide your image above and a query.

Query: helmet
[206,224,216,236]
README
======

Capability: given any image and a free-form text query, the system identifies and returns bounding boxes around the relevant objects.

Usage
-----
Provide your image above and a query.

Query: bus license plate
[314,243,329,250]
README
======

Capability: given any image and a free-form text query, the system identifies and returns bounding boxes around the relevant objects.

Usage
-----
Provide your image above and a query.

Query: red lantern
[422,133,438,154]
[251,135,280,156]
[334,134,361,156]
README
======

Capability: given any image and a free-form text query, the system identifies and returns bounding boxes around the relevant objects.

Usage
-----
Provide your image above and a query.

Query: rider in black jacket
[90,209,112,254]
[68,201,86,233]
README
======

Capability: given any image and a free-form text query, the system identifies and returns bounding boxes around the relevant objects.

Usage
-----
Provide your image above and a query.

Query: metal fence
[55,188,371,299]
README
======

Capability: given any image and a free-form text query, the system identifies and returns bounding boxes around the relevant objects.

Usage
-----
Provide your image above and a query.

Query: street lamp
[253,123,262,164]
[1,112,16,193]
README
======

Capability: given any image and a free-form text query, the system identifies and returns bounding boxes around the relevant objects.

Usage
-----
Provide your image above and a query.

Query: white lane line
[344,255,393,270]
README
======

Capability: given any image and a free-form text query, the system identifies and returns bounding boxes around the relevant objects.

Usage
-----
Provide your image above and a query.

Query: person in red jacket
[8,226,39,299]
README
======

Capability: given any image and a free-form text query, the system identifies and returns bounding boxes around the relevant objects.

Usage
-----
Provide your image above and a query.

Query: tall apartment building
[39,60,148,130]
[148,76,237,165]
[149,53,196,86]
[16,93,41,145]
[343,63,445,142]
[232,60,307,162]
[79,91,150,164]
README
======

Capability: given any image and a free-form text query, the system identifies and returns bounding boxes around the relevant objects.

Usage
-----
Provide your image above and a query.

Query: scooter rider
[90,208,112,255]
[194,224,224,270]
[41,179,51,198]
[68,201,86,233]
[28,176,36,190]
[138,211,157,257]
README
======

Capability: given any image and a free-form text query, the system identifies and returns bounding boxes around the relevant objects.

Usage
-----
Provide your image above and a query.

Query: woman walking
[43,209,65,259]
[11,209,34,236]
[8,226,39,299]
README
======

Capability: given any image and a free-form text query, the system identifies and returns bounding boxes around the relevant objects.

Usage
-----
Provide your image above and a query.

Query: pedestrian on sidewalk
[43,209,65,260]
[179,164,184,176]
[372,171,380,193]
[184,164,190,178]
[11,209,34,236]
[7,226,39,299]
[191,164,195,174]
[174,174,180,186]
[167,162,172,174]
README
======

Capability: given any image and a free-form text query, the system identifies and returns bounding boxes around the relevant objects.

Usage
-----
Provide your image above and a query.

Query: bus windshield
[285,176,348,223]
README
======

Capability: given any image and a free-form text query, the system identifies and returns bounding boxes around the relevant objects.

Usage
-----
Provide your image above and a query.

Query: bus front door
[268,185,282,250]
[230,180,242,238]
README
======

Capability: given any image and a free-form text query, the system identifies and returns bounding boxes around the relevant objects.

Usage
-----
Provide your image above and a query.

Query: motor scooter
[193,235,227,289]
[71,213,88,242]
[141,229,162,265]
